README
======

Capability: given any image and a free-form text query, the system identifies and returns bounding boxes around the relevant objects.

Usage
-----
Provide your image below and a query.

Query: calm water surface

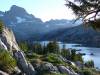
[61,43,100,68]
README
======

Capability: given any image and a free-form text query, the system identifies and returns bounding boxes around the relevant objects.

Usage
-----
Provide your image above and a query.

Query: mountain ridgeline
[42,25,100,47]
[0,5,100,47]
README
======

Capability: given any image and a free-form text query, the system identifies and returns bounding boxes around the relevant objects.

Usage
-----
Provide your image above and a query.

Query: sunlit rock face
[0,26,20,51]
[0,70,9,75]
[38,62,59,73]
[58,66,78,75]
[14,51,36,75]
[0,38,7,50]
[0,27,36,75]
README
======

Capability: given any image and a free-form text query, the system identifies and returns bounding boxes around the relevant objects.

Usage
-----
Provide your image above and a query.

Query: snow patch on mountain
[16,17,26,23]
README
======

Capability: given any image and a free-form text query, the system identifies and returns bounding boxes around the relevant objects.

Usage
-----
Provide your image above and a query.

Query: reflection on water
[40,41,100,68]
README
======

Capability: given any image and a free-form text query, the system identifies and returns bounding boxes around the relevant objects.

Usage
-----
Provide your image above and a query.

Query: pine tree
[46,41,59,54]
[71,50,76,61]
[33,43,43,54]
[65,0,100,30]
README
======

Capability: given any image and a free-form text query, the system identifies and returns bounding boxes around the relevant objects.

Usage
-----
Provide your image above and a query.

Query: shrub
[85,60,94,68]
[43,53,66,65]
[83,68,92,75]
[26,53,40,59]
[19,42,29,52]
[70,50,83,62]
[0,49,16,73]
[76,54,83,62]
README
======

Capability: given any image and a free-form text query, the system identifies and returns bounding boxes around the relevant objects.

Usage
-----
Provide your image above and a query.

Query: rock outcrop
[0,27,20,51]
[14,51,36,75]
[0,27,36,75]
[58,66,78,75]
[0,38,7,50]
[0,70,9,75]
[38,62,59,73]
[0,26,82,75]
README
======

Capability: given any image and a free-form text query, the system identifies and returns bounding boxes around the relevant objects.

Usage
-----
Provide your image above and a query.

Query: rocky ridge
[0,26,79,75]
[0,26,36,75]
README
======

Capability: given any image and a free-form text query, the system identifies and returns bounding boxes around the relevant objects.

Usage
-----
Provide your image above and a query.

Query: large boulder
[13,50,36,75]
[58,66,78,75]
[38,62,59,73]
[75,61,84,68]
[0,70,9,75]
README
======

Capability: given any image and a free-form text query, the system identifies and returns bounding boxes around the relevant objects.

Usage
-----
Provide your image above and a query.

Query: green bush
[43,53,66,65]
[19,42,29,52]
[70,50,83,62]
[26,53,40,59]
[0,49,16,73]
[85,60,94,68]
[83,68,92,75]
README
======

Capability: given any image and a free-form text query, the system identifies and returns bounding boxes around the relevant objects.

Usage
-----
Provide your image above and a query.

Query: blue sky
[0,0,75,21]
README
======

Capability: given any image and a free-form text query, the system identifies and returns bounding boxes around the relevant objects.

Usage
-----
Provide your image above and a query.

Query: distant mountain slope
[0,5,81,41]
[0,5,45,40]
[0,11,4,17]
[41,25,100,47]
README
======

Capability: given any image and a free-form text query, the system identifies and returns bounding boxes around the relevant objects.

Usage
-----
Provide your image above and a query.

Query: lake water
[60,43,100,68]
[40,41,100,68]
